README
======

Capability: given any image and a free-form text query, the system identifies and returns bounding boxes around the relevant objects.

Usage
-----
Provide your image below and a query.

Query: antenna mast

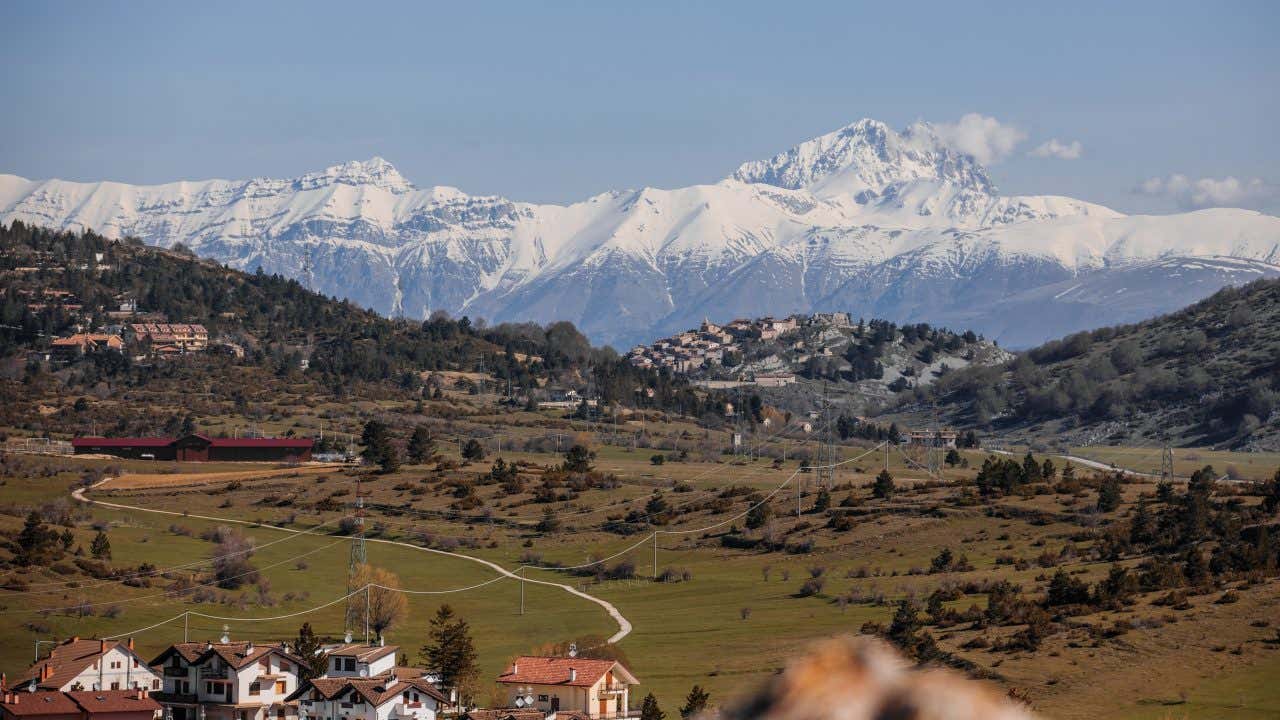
[346,474,367,632]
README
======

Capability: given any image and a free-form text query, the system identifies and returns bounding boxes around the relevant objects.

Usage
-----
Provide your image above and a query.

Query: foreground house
[71,434,313,462]
[17,638,161,693]
[289,674,446,720]
[149,642,304,720]
[495,657,638,719]
[0,689,161,720]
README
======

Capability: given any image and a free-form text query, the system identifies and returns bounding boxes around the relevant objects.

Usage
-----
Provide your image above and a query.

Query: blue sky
[1,1,1276,213]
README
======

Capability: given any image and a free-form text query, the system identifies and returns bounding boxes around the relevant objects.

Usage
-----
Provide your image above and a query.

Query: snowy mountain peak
[291,157,415,194]
[731,118,995,202]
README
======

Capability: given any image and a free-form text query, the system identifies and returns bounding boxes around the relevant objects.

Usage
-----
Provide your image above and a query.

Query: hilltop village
[626,313,1009,405]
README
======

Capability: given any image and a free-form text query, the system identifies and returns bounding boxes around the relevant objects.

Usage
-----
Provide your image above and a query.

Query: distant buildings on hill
[627,312,850,382]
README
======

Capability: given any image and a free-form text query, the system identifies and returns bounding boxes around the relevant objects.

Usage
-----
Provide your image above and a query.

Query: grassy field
[1067,446,1280,482]
[3,401,1279,718]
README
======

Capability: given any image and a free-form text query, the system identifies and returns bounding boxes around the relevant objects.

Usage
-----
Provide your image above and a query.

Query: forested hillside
[0,222,706,438]
[887,279,1280,450]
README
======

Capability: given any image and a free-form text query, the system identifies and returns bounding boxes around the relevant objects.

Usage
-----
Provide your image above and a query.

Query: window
[111,682,120,690]
[344,659,356,672]
[153,680,161,690]
[249,682,262,696]
[275,681,286,694]
[134,659,140,668]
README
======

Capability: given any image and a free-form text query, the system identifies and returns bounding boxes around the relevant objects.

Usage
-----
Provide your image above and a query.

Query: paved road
[72,481,633,644]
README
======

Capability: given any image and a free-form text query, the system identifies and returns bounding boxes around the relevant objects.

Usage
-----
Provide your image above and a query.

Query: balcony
[598,684,628,696]
[164,667,190,678]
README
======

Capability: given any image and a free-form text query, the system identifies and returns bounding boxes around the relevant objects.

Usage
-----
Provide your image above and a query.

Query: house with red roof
[0,688,161,720]
[148,641,305,720]
[286,642,450,720]
[15,638,160,694]
[495,657,638,719]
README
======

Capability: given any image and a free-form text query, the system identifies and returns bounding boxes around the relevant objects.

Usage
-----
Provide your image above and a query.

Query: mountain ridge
[3,119,1278,349]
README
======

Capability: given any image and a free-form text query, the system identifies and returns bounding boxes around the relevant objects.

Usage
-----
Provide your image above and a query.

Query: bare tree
[349,564,408,639]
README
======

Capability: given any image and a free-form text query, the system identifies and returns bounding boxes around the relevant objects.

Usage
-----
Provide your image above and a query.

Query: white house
[290,675,447,720]
[495,657,639,719]
[18,638,162,693]
[149,641,305,720]
[321,644,398,679]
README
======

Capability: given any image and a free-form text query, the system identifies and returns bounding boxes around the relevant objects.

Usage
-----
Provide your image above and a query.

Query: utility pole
[519,567,525,615]
[652,533,658,580]
[365,584,371,645]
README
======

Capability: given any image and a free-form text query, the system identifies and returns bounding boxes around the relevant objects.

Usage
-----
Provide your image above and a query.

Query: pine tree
[361,420,399,473]
[293,622,328,679]
[1022,452,1042,483]
[420,604,479,704]
[1097,473,1123,512]
[461,438,485,461]
[679,686,709,720]
[1129,497,1154,545]
[90,530,112,560]
[745,501,773,530]
[562,444,594,473]
[888,599,920,646]
[1041,458,1056,481]
[813,486,831,512]
[640,693,665,720]
[16,512,59,566]
[407,425,436,464]
[872,469,895,500]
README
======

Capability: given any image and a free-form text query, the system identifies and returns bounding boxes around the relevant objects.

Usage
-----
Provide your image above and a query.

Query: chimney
[511,663,517,675]
[101,639,109,653]
[127,638,135,651]
[568,668,576,683]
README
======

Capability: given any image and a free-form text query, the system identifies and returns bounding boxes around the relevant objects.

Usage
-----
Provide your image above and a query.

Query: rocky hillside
[886,279,1280,450]
[3,120,1278,349]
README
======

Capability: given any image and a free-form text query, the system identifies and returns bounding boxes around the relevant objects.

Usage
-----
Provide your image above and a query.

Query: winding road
[72,480,632,644]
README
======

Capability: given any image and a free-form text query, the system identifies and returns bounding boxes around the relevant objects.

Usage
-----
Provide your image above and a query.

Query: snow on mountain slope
[2,120,1278,348]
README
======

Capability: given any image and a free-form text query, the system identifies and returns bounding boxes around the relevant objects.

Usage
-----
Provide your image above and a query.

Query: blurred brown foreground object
[719,637,1036,720]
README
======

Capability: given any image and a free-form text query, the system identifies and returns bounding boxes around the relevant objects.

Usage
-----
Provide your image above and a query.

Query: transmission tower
[817,383,836,488]
[925,404,942,479]
[1160,443,1174,483]
[345,474,367,631]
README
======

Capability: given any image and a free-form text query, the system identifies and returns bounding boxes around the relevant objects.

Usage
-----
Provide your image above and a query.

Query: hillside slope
[3,120,1278,348]
[885,278,1280,450]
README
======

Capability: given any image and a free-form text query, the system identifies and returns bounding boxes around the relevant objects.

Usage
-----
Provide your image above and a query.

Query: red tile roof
[496,657,621,688]
[149,642,302,672]
[65,691,161,714]
[290,676,444,707]
[21,639,136,691]
[71,438,174,448]
[0,691,82,716]
[1,690,160,717]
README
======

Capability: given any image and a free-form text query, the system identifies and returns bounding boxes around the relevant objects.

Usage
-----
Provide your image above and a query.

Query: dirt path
[102,463,346,489]
[71,480,632,644]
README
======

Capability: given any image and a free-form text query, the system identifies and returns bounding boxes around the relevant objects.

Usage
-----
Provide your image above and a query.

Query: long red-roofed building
[0,689,160,720]
[71,434,312,462]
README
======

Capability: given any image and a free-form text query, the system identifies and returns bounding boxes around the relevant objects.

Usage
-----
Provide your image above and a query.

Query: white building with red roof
[16,638,160,694]
[495,657,638,719]
[148,641,304,720]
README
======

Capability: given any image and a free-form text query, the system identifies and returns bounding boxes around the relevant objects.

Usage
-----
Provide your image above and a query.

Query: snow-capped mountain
[2,119,1278,348]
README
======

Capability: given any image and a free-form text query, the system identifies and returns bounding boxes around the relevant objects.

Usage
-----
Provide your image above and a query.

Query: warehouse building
[71,434,312,462]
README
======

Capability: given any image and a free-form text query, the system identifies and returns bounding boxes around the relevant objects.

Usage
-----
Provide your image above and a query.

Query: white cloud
[932,113,1027,165]
[1135,173,1276,210]
[1029,138,1083,160]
